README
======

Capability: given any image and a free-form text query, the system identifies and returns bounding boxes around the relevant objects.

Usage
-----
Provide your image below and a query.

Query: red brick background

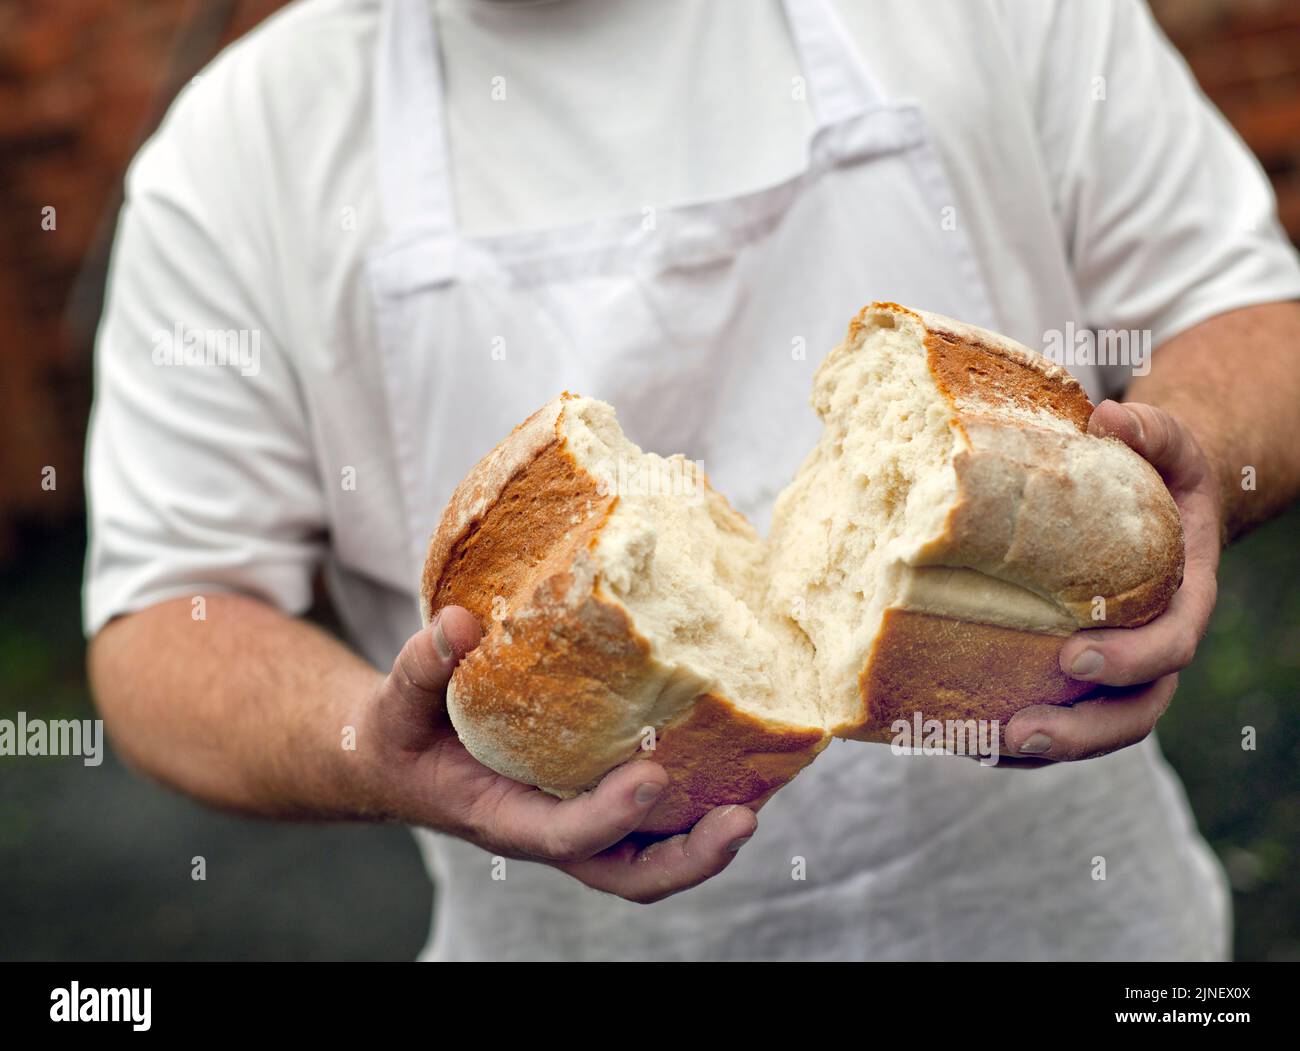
[0,0,288,560]
[1153,0,1300,234]
[0,0,1297,563]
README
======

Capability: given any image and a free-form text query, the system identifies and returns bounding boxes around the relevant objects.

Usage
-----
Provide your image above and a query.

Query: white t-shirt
[85,0,1300,960]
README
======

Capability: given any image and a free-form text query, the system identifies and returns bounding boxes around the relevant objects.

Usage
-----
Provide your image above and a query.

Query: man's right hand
[353,606,756,904]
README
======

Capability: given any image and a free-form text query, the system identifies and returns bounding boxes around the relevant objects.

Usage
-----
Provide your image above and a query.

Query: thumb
[377,606,482,751]
[1088,400,1208,491]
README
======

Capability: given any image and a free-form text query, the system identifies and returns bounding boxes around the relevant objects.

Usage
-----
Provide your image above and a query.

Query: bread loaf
[421,303,1184,833]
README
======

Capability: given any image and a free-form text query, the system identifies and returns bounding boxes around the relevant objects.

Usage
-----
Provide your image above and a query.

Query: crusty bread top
[850,302,1093,432]
[845,303,1183,630]
[420,392,615,631]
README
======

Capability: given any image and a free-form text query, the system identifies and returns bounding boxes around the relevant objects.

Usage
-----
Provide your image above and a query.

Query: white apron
[366,0,1229,960]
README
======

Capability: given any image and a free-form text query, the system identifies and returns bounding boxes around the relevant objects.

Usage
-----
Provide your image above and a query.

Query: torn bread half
[421,302,1184,833]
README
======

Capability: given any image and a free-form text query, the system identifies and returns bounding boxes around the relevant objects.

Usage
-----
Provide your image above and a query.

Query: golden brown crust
[421,394,614,630]
[925,328,1093,432]
[638,695,828,834]
[847,608,1095,748]
[448,571,660,793]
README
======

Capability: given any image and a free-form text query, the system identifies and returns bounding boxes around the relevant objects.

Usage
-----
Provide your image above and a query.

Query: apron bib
[366,0,997,574]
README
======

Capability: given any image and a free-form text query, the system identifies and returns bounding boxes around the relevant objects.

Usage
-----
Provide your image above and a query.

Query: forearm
[88,593,386,820]
[1126,300,1300,541]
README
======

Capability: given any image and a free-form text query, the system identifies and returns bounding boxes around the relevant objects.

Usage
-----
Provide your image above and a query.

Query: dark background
[1,0,1298,960]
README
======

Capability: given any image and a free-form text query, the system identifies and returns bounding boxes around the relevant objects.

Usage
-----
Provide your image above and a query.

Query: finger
[378,606,482,745]
[1060,527,1217,687]
[435,605,483,659]
[1088,400,1209,490]
[1003,674,1179,761]
[558,803,758,904]
[475,760,673,863]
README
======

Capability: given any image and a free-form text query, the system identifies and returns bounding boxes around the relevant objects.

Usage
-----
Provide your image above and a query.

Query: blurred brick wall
[0,0,288,560]
[1152,0,1300,236]
[0,0,1297,563]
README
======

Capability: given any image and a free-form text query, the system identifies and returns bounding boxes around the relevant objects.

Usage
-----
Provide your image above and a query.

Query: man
[85,0,1300,960]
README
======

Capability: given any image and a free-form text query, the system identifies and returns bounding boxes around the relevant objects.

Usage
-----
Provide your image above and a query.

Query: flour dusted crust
[906,303,1182,626]
[420,304,1185,831]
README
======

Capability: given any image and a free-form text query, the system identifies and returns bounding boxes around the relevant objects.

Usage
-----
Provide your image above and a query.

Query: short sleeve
[1005,0,1300,393]
[83,70,327,636]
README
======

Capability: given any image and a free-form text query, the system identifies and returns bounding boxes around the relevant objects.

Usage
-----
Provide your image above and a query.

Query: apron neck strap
[374,0,886,241]
[781,0,885,127]
[375,0,456,239]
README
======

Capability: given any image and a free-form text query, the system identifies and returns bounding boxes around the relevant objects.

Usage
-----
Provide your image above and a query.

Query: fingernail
[634,782,664,806]
[1070,650,1104,678]
[1019,733,1053,755]
[431,614,454,661]
[725,836,751,853]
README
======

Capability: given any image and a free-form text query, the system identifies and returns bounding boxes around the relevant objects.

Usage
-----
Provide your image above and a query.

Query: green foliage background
[1154,502,1300,960]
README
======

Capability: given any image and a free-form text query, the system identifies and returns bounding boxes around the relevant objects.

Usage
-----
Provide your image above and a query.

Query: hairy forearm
[1126,300,1300,541]
[88,593,386,820]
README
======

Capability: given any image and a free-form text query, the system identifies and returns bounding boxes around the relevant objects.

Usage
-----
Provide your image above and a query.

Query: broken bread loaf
[420,302,1184,833]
